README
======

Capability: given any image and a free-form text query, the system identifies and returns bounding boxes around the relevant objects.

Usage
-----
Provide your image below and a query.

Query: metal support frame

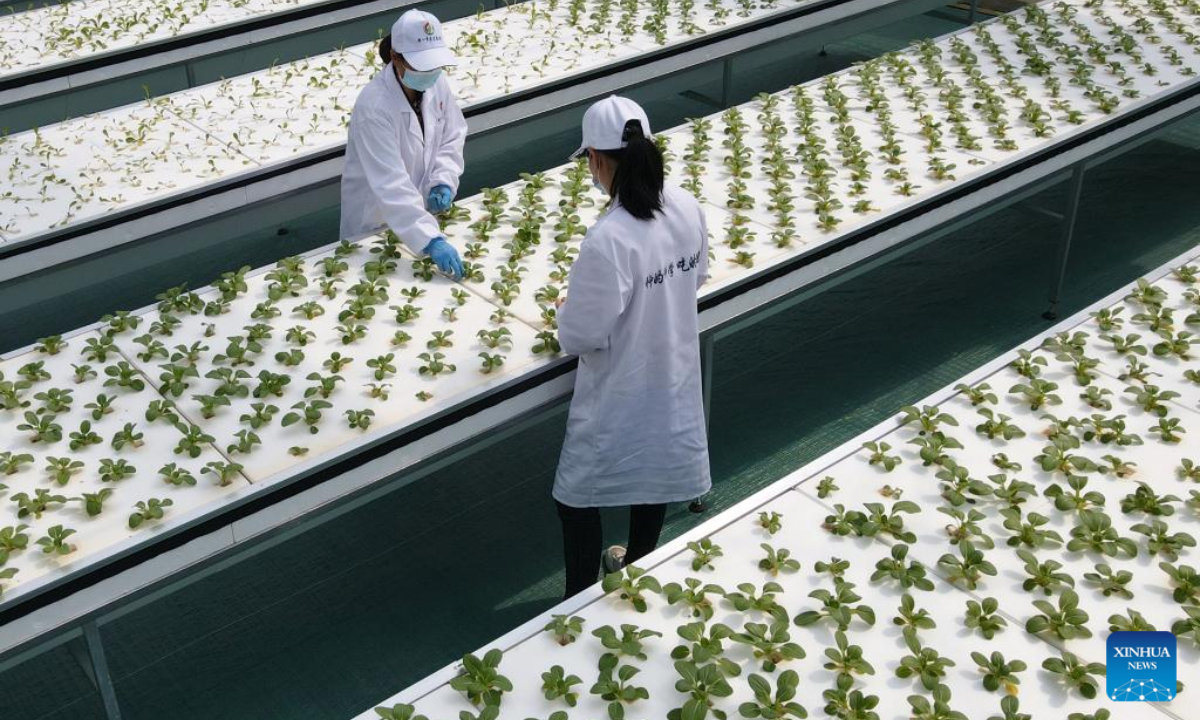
[680,56,737,109]
[83,622,123,720]
[690,333,717,514]
[968,0,979,24]
[1042,163,1088,321]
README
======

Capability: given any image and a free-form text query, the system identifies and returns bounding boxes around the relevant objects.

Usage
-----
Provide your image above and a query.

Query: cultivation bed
[353,248,1200,720]
[1,0,1198,642]
[0,0,409,84]
[0,0,944,281]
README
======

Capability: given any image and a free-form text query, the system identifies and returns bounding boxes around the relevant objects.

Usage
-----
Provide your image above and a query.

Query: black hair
[378,35,405,66]
[596,119,664,222]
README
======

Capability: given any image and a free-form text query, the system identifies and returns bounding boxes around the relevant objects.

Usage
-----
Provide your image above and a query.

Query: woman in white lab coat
[553,96,712,599]
[340,9,467,277]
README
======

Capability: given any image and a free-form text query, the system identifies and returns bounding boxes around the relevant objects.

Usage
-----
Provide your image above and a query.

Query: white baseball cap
[391,10,456,71]
[569,96,653,160]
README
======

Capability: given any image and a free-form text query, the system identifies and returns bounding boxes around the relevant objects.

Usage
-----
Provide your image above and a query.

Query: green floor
[4,12,1200,720]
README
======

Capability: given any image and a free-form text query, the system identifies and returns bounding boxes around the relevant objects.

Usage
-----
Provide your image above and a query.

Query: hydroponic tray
[1,0,1198,619]
[0,0,950,260]
[352,247,1200,720]
[0,0,386,83]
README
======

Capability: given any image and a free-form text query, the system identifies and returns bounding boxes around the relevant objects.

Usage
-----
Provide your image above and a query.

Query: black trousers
[555,500,667,600]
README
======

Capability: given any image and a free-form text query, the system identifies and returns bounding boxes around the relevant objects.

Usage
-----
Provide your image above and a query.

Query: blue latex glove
[427,184,454,214]
[424,237,464,279]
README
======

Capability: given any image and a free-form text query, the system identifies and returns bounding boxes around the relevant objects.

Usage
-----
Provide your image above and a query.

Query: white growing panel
[0,0,335,79]
[3,0,1199,617]
[0,331,249,600]
[354,251,1200,720]
[2,0,1196,246]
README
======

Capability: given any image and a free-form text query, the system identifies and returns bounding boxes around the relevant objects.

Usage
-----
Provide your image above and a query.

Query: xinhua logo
[1107,631,1177,702]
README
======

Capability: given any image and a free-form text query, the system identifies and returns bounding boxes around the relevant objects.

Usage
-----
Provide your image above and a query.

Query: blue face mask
[400,67,441,92]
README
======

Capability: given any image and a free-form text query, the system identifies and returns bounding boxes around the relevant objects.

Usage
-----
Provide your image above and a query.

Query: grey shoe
[602,545,627,574]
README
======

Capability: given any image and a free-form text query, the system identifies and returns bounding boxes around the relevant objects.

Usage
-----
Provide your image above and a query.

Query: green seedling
[1042,651,1105,699]
[541,665,582,707]
[543,614,584,646]
[663,578,724,621]
[895,632,955,691]
[823,629,875,684]
[971,651,1026,695]
[1016,549,1074,595]
[159,463,197,487]
[129,498,173,529]
[731,616,806,673]
[872,544,933,590]
[687,538,722,571]
[45,456,84,485]
[1083,563,1134,599]
[793,579,875,631]
[863,441,901,471]
[600,565,661,612]
[1068,509,1138,557]
[1026,589,1091,640]
[98,458,135,483]
[758,544,800,576]
[36,525,76,556]
[670,660,734,720]
[592,624,662,661]
[738,670,807,720]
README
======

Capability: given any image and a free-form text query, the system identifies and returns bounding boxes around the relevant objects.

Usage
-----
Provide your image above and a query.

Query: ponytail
[598,119,664,221]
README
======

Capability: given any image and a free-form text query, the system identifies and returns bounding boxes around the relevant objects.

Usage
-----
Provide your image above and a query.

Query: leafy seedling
[895,632,955,691]
[687,538,723,571]
[541,665,582,707]
[590,653,649,718]
[738,670,807,720]
[129,498,173,529]
[823,630,875,683]
[664,578,724,621]
[36,525,76,556]
[1042,651,1105,699]
[1017,548,1075,596]
[965,597,1007,639]
[793,579,875,631]
[449,649,512,708]
[731,617,806,672]
[863,441,901,471]
[758,544,800,576]
[600,565,661,612]
[592,624,662,661]
[972,651,1026,694]
[1026,589,1091,640]
[670,660,734,720]
[1083,563,1134,599]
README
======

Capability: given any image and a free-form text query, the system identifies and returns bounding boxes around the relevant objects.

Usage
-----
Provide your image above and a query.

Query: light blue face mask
[400,67,442,92]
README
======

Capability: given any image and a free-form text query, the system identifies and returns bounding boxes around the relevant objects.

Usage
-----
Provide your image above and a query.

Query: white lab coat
[340,63,467,254]
[554,183,712,508]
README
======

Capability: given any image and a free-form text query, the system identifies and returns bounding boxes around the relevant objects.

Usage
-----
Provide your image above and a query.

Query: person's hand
[427,184,454,214]
[554,295,566,308]
[424,237,464,279]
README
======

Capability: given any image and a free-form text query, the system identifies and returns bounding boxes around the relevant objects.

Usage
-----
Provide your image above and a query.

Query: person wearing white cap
[340,9,467,278]
[552,96,712,599]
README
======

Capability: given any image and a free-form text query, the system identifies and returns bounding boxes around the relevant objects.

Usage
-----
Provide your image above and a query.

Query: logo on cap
[423,21,435,35]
